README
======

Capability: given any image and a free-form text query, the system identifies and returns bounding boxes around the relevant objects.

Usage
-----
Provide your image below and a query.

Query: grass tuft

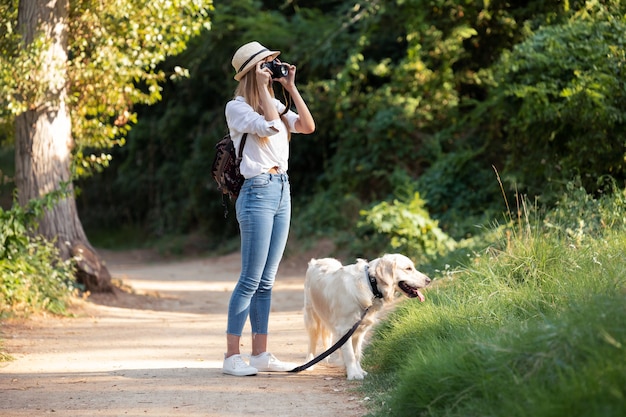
[360,190,626,417]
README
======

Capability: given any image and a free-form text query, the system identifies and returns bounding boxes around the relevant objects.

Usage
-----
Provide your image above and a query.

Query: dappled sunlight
[122,279,305,294]
[3,307,311,374]
[0,250,368,416]
[126,279,236,293]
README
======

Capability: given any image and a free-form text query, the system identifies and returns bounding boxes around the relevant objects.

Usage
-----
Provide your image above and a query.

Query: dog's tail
[307,258,343,275]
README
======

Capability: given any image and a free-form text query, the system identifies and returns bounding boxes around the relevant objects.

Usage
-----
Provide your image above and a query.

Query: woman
[222,41,315,376]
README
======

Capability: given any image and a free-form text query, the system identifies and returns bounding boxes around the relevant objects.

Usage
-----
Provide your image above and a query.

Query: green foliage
[307,0,477,201]
[67,0,213,177]
[290,0,586,242]
[0,236,76,316]
[76,0,355,236]
[415,145,503,239]
[0,192,76,316]
[544,178,626,243]
[76,0,529,239]
[484,8,626,197]
[355,192,456,265]
[359,188,626,417]
[0,186,68,258]
[0,0,213,178]
[47,0,626,257]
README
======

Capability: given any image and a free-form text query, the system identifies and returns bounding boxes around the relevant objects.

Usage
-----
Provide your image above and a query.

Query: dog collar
[365,265,384,299]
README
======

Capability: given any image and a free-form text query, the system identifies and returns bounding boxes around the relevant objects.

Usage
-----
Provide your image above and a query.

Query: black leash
[288,307,370,373]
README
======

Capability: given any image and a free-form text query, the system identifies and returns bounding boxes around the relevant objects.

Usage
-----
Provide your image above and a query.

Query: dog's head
[370,254,431,302]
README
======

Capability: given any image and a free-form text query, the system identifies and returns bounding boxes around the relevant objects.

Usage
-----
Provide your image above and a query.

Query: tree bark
[14,0,112,292]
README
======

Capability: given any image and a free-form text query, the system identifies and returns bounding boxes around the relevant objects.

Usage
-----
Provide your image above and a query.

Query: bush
[543,178,626,242]
[415,145,503,239]
[0,237,75,316]
[0,195,76,316]
[354,192,456,266]
[486,12,626,198]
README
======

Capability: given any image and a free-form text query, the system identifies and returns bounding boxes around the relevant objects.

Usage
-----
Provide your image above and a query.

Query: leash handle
[288,307,369,373]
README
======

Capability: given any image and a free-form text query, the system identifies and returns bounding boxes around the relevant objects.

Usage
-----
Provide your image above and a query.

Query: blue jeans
[226,173,291,336]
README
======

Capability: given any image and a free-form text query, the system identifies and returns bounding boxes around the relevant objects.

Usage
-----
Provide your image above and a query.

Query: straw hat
[231,41,280,81]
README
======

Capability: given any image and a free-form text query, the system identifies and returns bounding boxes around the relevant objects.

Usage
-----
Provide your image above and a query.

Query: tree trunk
[14,0,112,292]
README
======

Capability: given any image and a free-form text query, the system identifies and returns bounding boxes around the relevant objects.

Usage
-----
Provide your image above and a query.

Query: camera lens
[262,59,288,79]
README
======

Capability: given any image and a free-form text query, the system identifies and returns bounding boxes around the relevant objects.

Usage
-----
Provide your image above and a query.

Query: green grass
[359,197,626,417]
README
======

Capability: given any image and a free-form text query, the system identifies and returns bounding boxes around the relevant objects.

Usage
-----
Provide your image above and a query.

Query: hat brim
[234,50,281,81]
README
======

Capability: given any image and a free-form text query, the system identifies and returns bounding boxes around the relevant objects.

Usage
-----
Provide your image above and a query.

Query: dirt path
[0,249,369,417]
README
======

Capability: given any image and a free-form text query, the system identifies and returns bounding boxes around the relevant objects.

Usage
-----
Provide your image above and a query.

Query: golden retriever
[303,254,431,380]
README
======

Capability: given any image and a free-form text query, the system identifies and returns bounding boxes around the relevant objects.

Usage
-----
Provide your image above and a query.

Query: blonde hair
[235,71,291,145]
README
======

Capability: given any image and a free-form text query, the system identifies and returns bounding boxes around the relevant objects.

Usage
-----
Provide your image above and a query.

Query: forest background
[1,1,625,416]
[77,0,626,259]
[0,0,624,262]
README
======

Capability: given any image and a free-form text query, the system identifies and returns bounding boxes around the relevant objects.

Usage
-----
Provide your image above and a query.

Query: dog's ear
[373,255,397,300]
[373,255,393,279]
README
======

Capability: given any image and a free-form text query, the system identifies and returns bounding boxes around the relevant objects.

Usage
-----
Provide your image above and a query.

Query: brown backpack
[211,132,248,218]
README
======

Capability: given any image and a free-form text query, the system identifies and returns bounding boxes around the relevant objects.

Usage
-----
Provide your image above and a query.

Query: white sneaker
[249,352,297,372]
[222,354,258,376]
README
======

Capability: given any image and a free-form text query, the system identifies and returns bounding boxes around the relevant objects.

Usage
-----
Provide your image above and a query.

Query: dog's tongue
[417,290,425,302]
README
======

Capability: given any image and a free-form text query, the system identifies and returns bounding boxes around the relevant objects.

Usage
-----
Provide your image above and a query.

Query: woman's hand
[256,60,280,122]
[256,61,273,87]
[275,61,297,91]
[273,60,315,134]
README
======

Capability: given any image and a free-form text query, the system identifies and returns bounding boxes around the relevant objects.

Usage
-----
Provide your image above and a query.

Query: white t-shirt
[225,96,300,179]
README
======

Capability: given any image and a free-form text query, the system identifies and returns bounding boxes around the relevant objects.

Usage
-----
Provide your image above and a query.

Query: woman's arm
[256,61,280,129]
[277,63,315,134]
[226,99,281,138]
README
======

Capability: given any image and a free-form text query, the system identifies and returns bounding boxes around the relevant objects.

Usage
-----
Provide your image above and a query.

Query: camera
[261,59,289,79]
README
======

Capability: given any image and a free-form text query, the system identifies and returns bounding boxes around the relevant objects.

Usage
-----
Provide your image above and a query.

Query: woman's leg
[251,333,268,356]
[226,334,242,357]
[246,175,297,371]
[225,175,282,356]
[250,177,291,354]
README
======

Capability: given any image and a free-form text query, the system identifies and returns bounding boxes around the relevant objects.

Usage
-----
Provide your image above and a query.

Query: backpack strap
[238,132,248,158]
[221,194,229,218]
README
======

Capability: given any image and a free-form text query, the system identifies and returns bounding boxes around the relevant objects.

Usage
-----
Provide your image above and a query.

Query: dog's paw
[347,371,366,380]
[346,366,366,380]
